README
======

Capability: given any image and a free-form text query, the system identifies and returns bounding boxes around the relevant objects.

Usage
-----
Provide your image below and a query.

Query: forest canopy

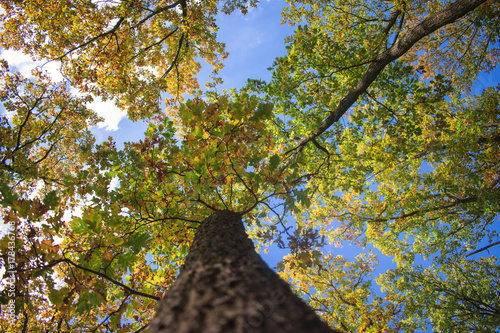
[0,0,499,332]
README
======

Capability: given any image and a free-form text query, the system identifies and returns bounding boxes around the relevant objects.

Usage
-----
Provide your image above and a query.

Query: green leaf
[268,154,280,170]
[185,171,199,184]
[48,288,65,307]
[43,190,59,208]
[0,183,17,205]
[250,102,273,121]
[295,189,311,208]
[109,236,124,246]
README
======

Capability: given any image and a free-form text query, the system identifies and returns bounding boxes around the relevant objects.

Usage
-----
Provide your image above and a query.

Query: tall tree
[147,209,336,333]
[0,0,498,332]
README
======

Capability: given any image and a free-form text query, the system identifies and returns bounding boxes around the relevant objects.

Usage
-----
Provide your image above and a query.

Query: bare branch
[161,32,186,80]
[132,0,186,29]
[193,194,221,211]
[383,9,402,35]
[61,258,161,301]
[368,196,478,223]
[56,16,127,60]
[128,27,179,63]
[466,240,500,257]
[134,324,149,333]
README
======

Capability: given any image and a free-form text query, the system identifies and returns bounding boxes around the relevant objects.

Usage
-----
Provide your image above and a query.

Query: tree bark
[147,210,338,333]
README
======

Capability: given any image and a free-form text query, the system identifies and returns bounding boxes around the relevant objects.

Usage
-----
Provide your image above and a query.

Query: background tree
[0,0,498,332]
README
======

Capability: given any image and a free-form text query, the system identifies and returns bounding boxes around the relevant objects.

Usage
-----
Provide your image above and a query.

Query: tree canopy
[1,0,499,332]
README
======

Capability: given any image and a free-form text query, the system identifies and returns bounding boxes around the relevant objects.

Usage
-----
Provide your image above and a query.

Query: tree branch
[128,27,179,63]
[132,0,186,29]
[161,32,185,80]
[61,258,161,301]
[466,240,500,257]
[134,324,149,333]
[368,196,478,223]
[283,0,487,169]
[56,16,127,60]
[383,9,402,35]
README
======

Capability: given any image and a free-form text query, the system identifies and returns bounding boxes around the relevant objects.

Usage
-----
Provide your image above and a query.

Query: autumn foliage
[1,0,499,332]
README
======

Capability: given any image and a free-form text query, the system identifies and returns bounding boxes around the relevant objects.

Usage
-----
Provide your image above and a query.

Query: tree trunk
[147,210,338,333]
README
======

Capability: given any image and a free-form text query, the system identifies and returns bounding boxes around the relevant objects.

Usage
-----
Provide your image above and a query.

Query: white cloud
[0,49,125,131]
[52,235,64,245]
[108,176,120,191]
[0,214,9,237]
[88,98,125,131]
[67,79,125,131]
[0,49,64,82]
[62,205,83,223]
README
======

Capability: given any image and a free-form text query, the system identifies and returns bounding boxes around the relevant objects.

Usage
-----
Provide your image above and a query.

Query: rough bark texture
[147,210,338,333]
